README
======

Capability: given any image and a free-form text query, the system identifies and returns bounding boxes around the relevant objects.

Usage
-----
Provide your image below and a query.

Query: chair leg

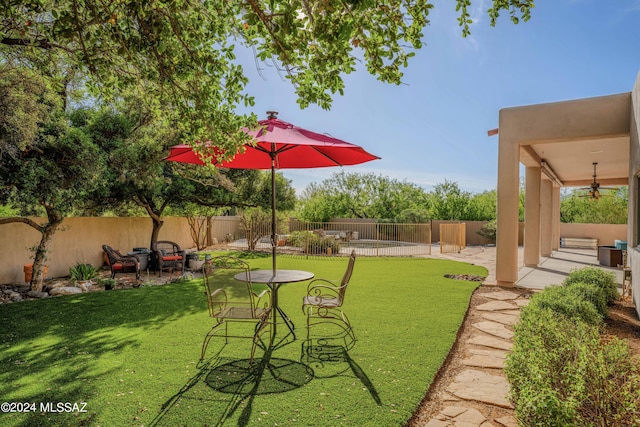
[200,321,224,361]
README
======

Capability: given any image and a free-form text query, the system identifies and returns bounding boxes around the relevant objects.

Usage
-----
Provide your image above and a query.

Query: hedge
[505,266,640,426]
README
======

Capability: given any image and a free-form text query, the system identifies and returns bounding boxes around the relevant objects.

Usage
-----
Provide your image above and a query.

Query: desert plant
[289,231,341,254]
[97,277,116,290]
[476,220,496,244]
[69,263,98,282]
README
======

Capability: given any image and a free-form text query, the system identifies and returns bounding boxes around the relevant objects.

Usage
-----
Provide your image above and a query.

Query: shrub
[562,281,609,319]
[506,278,640,427]
[289,231,341,254]
[476,220,496,244]
[528,284,604,325]
[563,266,618,304]
[579,337,640,425]
[507,306,593,426]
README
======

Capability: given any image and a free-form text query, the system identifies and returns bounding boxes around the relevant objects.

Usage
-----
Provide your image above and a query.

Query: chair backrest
[338,250,357,301]
[201,256,257,316]
[102,245,123,264]
[153,240,181,254]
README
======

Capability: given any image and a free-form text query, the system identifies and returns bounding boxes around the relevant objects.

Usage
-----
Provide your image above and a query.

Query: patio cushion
[162,255,182,261]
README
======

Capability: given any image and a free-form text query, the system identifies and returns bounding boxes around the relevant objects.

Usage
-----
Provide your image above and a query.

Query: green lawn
[0,255,485,427]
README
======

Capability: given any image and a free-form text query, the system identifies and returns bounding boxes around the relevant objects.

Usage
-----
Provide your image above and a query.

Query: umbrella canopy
[166,112,380,273]
[165,115,379,169]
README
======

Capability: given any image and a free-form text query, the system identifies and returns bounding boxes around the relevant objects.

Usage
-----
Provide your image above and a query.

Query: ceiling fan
[579,162,616,200]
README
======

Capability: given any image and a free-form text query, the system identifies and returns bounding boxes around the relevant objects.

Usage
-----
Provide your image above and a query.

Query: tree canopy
[1,0,534,155]
[296,171,430,222]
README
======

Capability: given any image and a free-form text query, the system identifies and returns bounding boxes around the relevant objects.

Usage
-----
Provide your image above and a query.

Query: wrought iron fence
[228,219,432,257]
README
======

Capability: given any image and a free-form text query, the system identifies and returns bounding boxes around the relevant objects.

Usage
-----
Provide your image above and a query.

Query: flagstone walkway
[410,286,531,427]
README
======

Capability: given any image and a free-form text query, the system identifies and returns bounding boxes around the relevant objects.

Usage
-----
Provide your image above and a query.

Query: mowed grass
[0,255,485,427]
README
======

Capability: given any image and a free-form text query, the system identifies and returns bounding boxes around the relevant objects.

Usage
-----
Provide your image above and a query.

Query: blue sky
[235,1,640,195]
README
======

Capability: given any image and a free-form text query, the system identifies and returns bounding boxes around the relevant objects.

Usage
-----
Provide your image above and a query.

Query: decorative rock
[5,290,22,301]
[49,286,82,296]
[446,369,513,408]
[46,281,71,290]
[26,291,49,299]
[476,301,517,311]
[473,321,514,340]
[77,281,92,292]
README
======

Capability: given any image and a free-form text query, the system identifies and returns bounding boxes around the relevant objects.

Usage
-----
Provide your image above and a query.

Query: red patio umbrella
[165,111,380,273]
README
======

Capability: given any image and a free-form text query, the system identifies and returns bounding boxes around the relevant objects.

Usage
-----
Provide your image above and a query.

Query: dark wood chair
[102,245,141,280]
[151,240,185,277]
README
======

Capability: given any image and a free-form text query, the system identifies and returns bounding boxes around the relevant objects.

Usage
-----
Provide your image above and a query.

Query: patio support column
[496,129,520,287]
[540,179,553,257]
[552,185,561,251]
[524,166,541,267]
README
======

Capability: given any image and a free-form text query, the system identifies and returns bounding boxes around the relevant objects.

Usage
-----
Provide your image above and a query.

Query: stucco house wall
[628,74,640,317]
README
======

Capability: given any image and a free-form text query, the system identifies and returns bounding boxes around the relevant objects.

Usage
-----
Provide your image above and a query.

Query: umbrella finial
[266,111,278,119]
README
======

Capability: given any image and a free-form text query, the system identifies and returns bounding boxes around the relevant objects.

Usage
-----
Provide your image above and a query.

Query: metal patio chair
[200,256,272,363]
[302,250,357,342]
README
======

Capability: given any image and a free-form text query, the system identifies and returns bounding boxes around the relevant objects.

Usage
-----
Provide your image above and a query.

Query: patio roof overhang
[505,92,632,188]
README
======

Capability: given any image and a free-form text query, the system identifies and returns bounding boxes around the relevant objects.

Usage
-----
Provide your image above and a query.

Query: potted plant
[188,253,206,271]
[97,277,116,291]
[69,263,98,292]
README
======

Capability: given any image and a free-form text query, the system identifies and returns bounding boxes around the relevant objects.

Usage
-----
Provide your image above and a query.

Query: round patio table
[234,269,314,343]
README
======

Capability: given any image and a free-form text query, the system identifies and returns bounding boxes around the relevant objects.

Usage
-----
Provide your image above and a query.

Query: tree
[1,1,533,155]
[428,180,474,220]
[0,67,60,161]
[84,107,237,248]
[468,189,498,221]
[0,100,107,291]
[297,171,429,221]
[83,105,297,248]
[560,188,628,224]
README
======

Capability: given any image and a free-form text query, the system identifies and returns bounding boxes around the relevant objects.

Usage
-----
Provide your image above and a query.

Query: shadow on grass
[0,281,206,426]
[301,324,381,406]
[151,348,313,427]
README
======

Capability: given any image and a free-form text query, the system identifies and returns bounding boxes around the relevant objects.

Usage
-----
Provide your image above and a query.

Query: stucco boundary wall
[559,223,627,247]
[0,216,242,285]
[0,216,628,285]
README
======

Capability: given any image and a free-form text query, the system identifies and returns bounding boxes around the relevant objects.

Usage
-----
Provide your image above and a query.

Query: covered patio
[494,72,640,317]
[516,247,625,290]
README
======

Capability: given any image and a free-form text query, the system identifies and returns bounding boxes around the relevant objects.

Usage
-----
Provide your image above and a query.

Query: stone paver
[437,406,487,426]
[462,348,507,369]
[514,298,530,307]
[482,291,521,301]
[472,321,514,340]
[495,416,519,427]
[476,301,517,311]
[446,369,513,408]
[468,334,513,351]
[500,310,522,316]
[481,312,519,326]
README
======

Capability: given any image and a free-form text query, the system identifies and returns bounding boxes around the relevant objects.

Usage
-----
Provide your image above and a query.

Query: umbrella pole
[271,155,277,275]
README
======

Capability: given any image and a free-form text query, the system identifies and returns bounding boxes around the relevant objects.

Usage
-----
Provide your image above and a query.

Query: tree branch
[0,217,46,233]
[1,37,76,54]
